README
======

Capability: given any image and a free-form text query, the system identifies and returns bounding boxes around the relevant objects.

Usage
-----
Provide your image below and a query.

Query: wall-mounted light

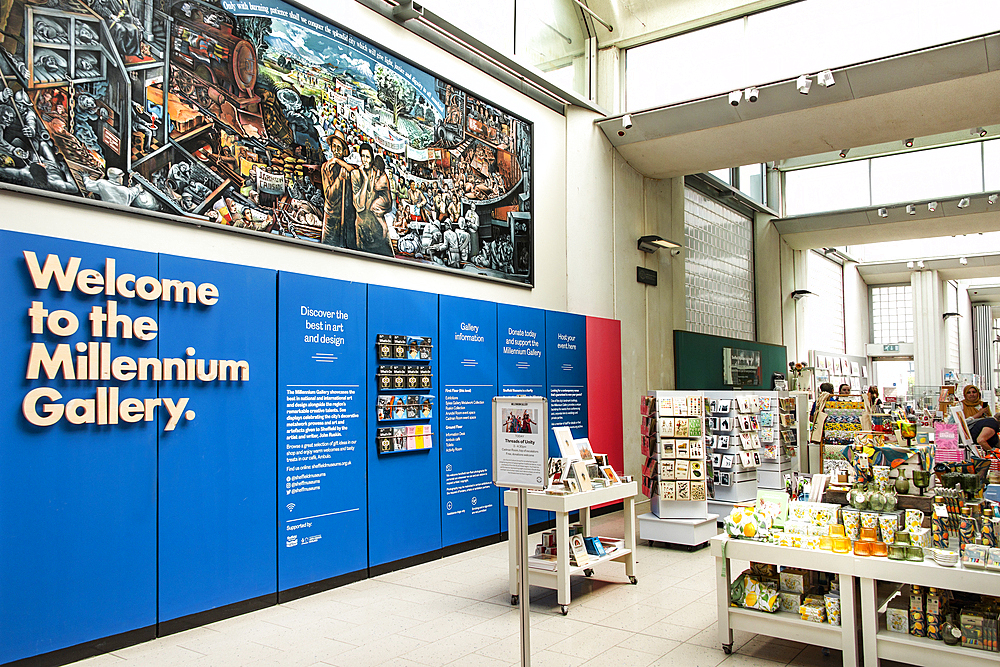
[817,70,835,87]
[904,138,914,148]
[839,148,849,158]
[877,207,888,218]
[906,204,916,215]
[943,312,962,320]
[745,87,759,103]
[960,257,968,265]
[790,289,817,300]
[958,197,971,209]
[973,127,987,138]
[928,201,938,212]
[637,235,681,253]
[796,74,812,94]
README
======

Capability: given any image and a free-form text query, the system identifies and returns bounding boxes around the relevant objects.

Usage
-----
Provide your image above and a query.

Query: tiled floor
[76,510,857,667]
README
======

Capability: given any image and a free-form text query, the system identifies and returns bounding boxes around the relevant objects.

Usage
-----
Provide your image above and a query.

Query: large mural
[0,0,533,283]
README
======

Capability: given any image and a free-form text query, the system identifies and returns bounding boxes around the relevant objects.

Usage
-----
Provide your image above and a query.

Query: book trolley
[504,482,638,615]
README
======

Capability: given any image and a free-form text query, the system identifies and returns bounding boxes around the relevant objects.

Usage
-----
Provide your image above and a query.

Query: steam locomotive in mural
[0,0,533,283]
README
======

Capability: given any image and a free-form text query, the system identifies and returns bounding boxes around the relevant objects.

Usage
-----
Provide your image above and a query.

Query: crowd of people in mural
[0,0,533,283]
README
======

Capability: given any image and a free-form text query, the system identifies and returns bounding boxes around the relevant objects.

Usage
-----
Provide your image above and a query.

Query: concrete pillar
[912,269,946,387]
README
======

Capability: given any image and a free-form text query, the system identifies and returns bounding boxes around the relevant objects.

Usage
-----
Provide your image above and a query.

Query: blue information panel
[439,296,499,547]
[277,273,368,591]
[545,311,589,455]
[157,256,277,622]
[496,304,547,530]
[0,232,157,664]
[367,286,441,567]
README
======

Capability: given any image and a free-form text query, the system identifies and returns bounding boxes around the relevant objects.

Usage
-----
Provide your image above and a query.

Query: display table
[712,534,1000,666]
[504,481,638,615]
[711,535,859,666]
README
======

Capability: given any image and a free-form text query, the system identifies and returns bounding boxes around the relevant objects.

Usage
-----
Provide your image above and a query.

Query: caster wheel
[511,595,518,606]
[822,648,830,657]
[584,568,594,577]
[629,576,638,585]
[722,644,732,655]
[560,605,569,615]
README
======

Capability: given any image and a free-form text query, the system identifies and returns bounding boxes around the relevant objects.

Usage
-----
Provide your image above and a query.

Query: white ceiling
[596,33,1000,180]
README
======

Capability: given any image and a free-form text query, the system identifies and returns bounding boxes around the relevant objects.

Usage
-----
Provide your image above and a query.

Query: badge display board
[492,396,548,491]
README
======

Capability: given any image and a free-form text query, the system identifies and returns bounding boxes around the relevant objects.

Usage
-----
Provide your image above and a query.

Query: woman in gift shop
[969,417,999,452]
[961,384,992,420]
[838,383,851,396]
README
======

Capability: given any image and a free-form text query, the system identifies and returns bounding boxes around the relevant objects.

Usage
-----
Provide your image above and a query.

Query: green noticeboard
[674,331,787,390]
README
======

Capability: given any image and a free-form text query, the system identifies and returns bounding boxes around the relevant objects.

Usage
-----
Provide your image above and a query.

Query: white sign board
[492,396,548,490]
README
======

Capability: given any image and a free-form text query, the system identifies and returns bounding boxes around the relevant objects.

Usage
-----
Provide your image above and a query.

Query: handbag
[809,392,830,444]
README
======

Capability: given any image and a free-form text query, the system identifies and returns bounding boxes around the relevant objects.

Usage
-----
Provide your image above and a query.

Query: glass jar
[871,541,889,557]
[832,536,851,553]
[860,527,878,542]
[906,545,924,561]
[888,543,907,560]
[854,541,872,556]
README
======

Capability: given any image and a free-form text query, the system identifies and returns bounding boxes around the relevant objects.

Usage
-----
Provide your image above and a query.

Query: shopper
[867,386,882,411]
[961,384,992,420]
[838,383,851,395]
[969,416,999,452]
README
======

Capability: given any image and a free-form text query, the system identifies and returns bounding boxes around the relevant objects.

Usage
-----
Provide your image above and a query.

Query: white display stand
[504,481,638,615]
[640,390,710,547]
[705,390,763,517]
[711,534,1000,667]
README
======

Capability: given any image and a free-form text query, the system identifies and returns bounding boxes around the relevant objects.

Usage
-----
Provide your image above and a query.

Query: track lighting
[906,261,914,269]
[906,204,916,215]
[729,90,742,106]
[958,197,971,209]
[877,208,888,218]
[904,138,914,148]
[973,127,987,138]
[839,149,849,158]
[960,257,968,265]
[989,194,998,205]
[796,75,811,94]
[745,87,759,103]
[621,114,632,130]
[917,261,925,269]
[928,201,938,212]
[817,70,835,87]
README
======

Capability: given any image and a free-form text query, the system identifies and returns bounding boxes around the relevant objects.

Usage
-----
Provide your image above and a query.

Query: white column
[912,269,946,387]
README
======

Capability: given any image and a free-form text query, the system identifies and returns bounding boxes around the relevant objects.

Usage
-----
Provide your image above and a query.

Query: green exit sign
[883,344,899,352]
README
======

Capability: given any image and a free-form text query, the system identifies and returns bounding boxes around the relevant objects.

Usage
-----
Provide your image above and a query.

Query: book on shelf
[599,537,624,554]
[569,534,590,566]
[583,536,606,557]
[528,553,558,570]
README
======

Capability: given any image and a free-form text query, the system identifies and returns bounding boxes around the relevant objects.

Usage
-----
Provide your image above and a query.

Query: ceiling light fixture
[960,257,968,265]
[906,261,915,269]
[958,197,971,209]
[796,74,811,94]
[906,204,916,215]
[917,260,925,269]
[745,87,759,103]
[904,138,914,148]
[729,90,742,106]
[839,148,849,158]
[989,194,998,205]
[637,235,682,253]
[973,127,987,138]
[928,201,938,212]
[817,70,835,87]
[877,207,888,218]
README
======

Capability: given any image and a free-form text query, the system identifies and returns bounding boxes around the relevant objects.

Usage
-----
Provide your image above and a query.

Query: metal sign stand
[492,396,547,667]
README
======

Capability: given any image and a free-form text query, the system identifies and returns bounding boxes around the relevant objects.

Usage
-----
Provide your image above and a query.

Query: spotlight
[958,197,971,209]
[960,257,969,265]
[906,204,916,215]
[906,261,915,269]
[729,90,742,106]
[817,70,835,87]
[917,260,925,269]
[622,114,632,130]
[877,207,888,218]
[973,127,987,138]
[839,148,849,158]
[745,87,759,103]
[904,138,914,148]
[989,194,998,205]
[796,75,812,94]
[928,201,938,212]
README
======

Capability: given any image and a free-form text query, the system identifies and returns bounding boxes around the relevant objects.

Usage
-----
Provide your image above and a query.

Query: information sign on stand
[493,396,547,667]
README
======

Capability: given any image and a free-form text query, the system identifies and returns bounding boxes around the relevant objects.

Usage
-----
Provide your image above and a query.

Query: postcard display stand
[705,391,763,517]
[638,391,718,547]
[757,392,793,490]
